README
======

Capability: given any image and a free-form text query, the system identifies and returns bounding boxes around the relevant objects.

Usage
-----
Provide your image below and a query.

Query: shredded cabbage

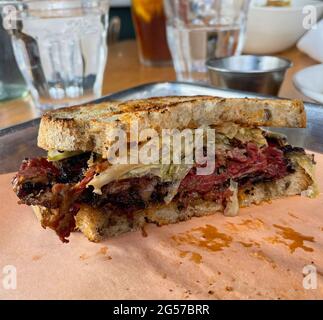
[288,153,319,198]
[88,163,193,198]
[47,150,83,161]
[215,124,268,147]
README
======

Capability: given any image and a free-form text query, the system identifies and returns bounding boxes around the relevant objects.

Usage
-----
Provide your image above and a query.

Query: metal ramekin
[206,55,292,95]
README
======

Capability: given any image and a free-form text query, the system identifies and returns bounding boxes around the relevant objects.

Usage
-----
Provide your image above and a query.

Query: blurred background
[1,0,323,129]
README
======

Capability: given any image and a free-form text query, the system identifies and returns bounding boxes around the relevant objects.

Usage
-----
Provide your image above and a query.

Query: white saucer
[293,64,323,104]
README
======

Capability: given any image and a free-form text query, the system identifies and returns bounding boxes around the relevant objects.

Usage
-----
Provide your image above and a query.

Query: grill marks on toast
[37,96,306,156]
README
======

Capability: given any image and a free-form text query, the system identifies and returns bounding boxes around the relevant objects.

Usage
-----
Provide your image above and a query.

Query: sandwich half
[12,96,317,242]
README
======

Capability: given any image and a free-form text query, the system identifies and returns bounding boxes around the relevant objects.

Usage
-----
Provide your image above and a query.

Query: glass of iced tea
[131,0,172,66]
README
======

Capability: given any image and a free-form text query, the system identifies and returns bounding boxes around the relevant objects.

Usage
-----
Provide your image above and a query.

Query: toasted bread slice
[38,96,306,157]
[32,165,312,242]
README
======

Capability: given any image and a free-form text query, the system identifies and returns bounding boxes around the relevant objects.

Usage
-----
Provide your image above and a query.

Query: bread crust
[38,96,306,156]
[32,166,312,242]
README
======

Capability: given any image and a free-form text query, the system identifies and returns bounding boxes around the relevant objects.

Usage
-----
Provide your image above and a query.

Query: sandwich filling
[12,127,316,242]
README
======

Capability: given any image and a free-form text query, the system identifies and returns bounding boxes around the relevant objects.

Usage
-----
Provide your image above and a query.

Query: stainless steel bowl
[206,55,292,95]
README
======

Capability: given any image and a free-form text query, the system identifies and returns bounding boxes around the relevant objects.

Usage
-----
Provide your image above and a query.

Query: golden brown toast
[37,96,306,157]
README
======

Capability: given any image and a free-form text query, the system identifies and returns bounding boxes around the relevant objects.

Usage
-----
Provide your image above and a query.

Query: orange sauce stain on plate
[97,246,108,255]
[79,253,90,260]
[266,224,315,253]
[239,219,264,229]
[32,255,42,261]
[226,218,264,232]
[251,250,277,269]
[238,241,260,248]
[97,246,112,260]
[172,224,232,253]
[288,212,301,220]
[179,250,202,264]
[239,242,253,248]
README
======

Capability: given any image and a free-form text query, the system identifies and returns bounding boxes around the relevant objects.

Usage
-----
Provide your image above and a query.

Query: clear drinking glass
[164,0,250,83]
[6,0,110,111]
[0,1,27,101]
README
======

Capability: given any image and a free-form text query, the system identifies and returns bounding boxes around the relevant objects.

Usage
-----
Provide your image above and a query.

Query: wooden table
[0,40,317,129]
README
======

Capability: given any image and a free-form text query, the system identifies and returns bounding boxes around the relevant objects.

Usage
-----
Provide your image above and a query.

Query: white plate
[293,64,323,103]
